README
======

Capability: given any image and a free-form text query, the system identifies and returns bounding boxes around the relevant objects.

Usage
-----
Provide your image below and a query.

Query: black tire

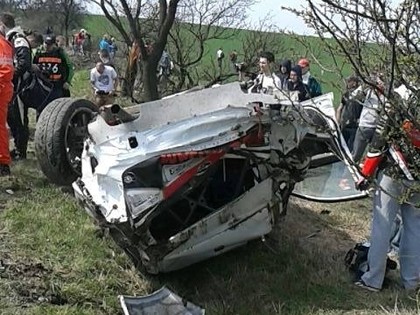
[34,98,98,186]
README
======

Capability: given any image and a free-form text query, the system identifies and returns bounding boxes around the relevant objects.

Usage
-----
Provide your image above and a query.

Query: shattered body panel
[73,82,364,273]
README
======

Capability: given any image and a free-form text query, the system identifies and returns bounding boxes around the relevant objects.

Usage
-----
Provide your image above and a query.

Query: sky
[246,0,402,35]
[87,0,403,35]
[86,0,312,34]
[246,0,312,35]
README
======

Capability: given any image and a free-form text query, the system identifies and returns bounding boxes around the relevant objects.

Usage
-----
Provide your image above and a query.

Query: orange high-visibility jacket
[0,35,14,89]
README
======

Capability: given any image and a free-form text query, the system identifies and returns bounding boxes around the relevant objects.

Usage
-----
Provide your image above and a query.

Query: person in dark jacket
[33,34,73,110]
[298,58,322,98]
[1,13,32,160]
[277,59,291,90]
[336,75,365,151]
[287,65,310,102]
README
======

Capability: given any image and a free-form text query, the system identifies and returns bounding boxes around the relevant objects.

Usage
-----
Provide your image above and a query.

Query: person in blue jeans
[355,90,420,292]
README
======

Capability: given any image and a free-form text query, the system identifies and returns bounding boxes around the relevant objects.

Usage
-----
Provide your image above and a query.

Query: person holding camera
[90,61,118,107]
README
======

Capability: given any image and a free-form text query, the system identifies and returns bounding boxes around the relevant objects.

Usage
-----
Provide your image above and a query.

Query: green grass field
[1,158,419,314]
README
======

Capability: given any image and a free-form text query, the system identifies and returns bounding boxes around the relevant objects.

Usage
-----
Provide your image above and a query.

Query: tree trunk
[122,60,137,97]
[64,28,69,47]
[142,60,159,101]
[176,67,187,91]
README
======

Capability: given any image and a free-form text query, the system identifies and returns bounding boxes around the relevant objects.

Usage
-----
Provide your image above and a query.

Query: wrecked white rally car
[34,82,366,274]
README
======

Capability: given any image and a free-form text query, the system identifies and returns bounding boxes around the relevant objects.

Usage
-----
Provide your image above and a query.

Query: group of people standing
[245,49,420,293]
[247,50,322,101]
[0,13,73,176]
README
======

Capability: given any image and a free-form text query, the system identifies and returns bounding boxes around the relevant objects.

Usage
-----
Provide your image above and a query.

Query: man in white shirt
[250,51,281,94]
[216,47,224,69]
[352,74,385,163]
[90,62,118,107]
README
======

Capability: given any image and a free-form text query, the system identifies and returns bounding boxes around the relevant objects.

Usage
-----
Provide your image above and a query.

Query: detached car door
[292,94,368,202]
[292,153,368,202]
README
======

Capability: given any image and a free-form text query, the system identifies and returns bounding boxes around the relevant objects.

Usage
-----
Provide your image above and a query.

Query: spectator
[158,49,171,78]
[45,26,53,35]
[216,47,224,69]
[99,34,111,54]
[277,59,292,90]
[287,65,310,101]
[109,37,118,60]
[336,75,365,151]
[26,31,43,59]
[55,35,66,49]
[2,13,32,161]
[98,49,114,68]
[251,51,281,94]
[90,62,118,107]
[229,50,238,71]
[297,58,322,98]
[0,16,14,175]
[75,29,87,56]
[352,74,385,163]
[33,34,74,106]
[355,88,420,292]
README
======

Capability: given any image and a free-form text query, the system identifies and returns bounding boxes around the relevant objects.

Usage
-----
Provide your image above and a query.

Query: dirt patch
[0,256,68,306]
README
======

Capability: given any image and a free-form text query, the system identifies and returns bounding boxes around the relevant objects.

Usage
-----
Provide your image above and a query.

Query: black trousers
[7,85,66,156]
[7,96,29,157]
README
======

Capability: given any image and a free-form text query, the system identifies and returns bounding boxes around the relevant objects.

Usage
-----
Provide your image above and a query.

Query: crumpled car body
[72,82,365,274]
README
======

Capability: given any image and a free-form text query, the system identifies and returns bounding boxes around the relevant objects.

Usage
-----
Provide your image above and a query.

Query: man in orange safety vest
[0,15,14,176]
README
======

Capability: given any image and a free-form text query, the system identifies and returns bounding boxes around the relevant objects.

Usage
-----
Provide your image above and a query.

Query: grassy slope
[1,160,419,314]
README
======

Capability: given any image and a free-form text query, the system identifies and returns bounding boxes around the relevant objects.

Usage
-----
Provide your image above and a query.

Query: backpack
[344,242,397,280]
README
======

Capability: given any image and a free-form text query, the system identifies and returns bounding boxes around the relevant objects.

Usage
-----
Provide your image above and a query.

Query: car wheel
[34,98,98,186]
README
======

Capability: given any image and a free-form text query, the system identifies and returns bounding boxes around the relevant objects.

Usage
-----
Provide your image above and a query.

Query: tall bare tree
[239,16,288,78]
[58,0,85,45]
[167,0,255,90]
[90,0,180,101]
[3,0,85,41]
[0,0,28,12]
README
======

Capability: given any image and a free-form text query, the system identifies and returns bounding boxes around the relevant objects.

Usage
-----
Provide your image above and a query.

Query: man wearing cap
[297,58,322,98]
[33,34,73,109]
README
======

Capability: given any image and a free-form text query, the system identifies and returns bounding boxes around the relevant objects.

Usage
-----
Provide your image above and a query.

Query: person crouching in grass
[90,61,118,107]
